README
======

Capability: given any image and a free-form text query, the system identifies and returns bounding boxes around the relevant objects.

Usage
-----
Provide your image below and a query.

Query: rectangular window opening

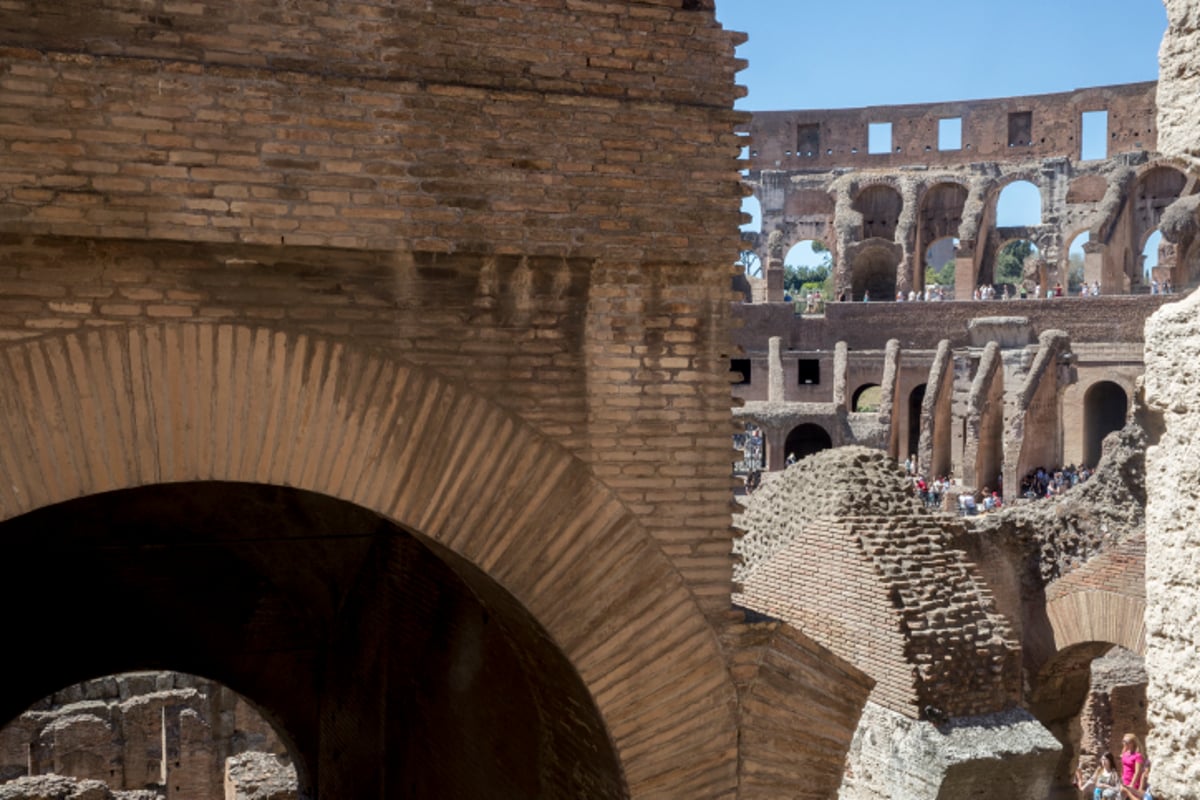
[797,359,820,385]
[868,122,892,155]
[938,117,962,151]
[797,123,820,158]
[1007,111,1032,147]
[1081,110,1108,161]
[731,359,752,386]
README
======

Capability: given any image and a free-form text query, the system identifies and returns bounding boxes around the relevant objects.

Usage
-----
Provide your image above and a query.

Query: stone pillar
[764,426,787,472]
[1143,289,1200,798]
[953,253,974,301]
[767,336,784,404]
[832,341,848,411]
[766,229,785,303]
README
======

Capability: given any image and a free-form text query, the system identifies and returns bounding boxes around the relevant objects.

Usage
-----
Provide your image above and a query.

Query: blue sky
[720,0,1170,269]
[714,0,1167,112]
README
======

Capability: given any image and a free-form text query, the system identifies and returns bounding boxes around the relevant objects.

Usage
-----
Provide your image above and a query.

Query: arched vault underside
[0,322,740,798]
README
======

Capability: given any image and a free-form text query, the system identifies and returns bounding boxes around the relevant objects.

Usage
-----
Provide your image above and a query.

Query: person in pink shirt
[1120,733,1148,797]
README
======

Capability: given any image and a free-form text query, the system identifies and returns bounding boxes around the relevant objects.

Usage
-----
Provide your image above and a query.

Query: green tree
[995,240,1034,285]
[783,264,831,296]
[924,259,956,288]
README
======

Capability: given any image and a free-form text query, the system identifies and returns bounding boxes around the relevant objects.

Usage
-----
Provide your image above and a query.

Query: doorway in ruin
[1083,381,1128,467]
[850,248,897,301]
[784,423,833,462]
[0,671,296,799]
[907,384,926,459]
[0,482,628,800]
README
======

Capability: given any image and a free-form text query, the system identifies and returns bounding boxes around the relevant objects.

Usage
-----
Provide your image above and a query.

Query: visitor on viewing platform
[1055,282,1064,297]
[1091,281,1101,296]
[1020,464,1091,500]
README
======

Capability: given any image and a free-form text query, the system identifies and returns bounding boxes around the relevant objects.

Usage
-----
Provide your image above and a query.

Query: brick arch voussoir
[0,322,738,798]
[1045,589,1146,658]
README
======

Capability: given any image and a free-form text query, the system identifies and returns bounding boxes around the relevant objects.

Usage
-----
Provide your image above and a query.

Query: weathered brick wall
[746,82,1158,173]
[0,0,747,623]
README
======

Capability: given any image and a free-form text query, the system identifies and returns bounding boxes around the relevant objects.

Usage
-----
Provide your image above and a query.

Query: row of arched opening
[744,163,1195,298]
[769,378,1127,471]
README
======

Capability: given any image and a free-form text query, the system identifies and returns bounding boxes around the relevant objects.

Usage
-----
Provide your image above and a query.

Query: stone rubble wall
[1142,286,1200,797]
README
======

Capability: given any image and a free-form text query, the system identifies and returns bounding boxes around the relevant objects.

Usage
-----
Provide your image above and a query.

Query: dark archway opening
[0,483,627,800]
[1084,382,1128,467]
[851,250,897,301]
[908,384,926,459]
[784,423,833,462]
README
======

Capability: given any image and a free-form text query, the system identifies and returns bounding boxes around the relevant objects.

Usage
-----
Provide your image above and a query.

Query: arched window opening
[784,423,832,463]
[852,383,882,413]
[1084,381,1128,467]
[994,239,1040,293]
[996,181,1042,227]
[924,237,958,290]
[1141,230,1176,292]
[784,239,832,301]
[0,672,298,799]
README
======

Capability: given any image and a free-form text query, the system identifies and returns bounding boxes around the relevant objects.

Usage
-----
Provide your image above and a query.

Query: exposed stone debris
[736,446,1019,720]
[223,754,297,800]
[963,419,1149,583]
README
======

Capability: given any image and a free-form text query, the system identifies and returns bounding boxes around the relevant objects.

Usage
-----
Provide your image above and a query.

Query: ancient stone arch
[1045,590,1146,657]
[0,322,739,798]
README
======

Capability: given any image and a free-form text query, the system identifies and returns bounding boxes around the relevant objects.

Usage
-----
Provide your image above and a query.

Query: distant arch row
[747,159,1197,300]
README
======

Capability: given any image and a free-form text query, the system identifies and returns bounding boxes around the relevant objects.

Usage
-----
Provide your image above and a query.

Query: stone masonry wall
[1142,287,1200,797]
